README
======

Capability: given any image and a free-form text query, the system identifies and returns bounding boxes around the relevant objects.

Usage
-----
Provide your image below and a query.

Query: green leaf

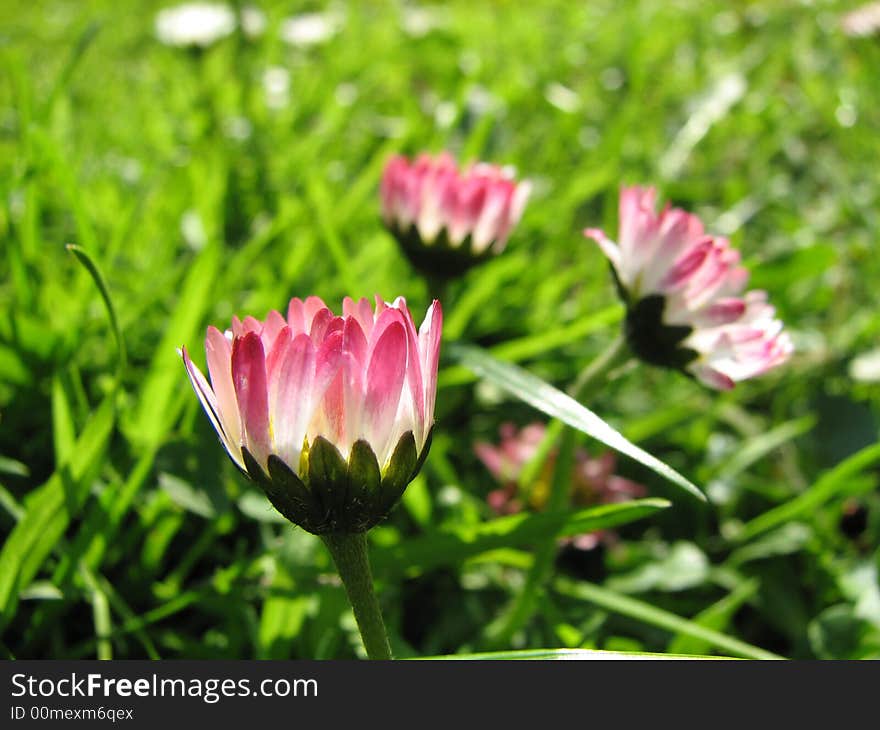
[372,498,669,576]
[607,542,710,593]
[449,343,704,501]
[808,604,880,660]
[158,472,218,519]
[237,492,288,524]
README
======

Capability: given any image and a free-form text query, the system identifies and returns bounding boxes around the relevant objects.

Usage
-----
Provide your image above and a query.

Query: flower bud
[381,152,530,278]
[585,186,792,390]
[182,296,442,533]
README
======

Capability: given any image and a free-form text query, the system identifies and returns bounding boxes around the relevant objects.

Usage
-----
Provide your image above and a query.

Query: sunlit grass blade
[449,343,705,501]
[66,244,126,378]
[418,648,733,660]
[304,177,358,295]
[667,579,760,655]
[127,244,220,445]
[554,578,782,660]
[43,22,101,116]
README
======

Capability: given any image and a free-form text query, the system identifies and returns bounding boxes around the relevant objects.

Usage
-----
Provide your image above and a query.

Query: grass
[1,0,879,659]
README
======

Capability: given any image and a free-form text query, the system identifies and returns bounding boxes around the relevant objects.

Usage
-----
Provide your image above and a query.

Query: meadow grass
[1,0,879,659]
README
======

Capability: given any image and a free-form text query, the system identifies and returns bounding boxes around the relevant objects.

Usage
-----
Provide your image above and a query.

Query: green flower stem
[321,532,392,660]
[483,428,577,648]
[425,272,450,307]
[569,334,629,401]
[483,336,632,649]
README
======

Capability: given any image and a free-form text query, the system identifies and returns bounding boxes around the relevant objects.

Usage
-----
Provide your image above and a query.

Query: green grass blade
[127,244,220,446]
[0,396,115,630]
[710,416,815,482]
[667,579,760,655]
[554,578,782,660]
[66,244,126,378]
[449,343,705,501]
[418,647,734,660]
[372,498,669,575]
[304,177,358,295]
[737,441,880,543]
[439,306,623,388]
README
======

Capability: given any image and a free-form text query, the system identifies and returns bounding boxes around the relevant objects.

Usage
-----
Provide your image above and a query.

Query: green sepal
[267,455,326,532]
[240,430,432,535]
[390,223,495,280]
[242,447,298,525]
[377,431,419,517]
[625,294,698,371]
[346,439,382,532]
[242,447,318,532]
[307,436,349,521]
[411,426,434,482]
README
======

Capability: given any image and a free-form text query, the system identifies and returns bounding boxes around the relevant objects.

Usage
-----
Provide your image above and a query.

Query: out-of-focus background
[1,0,879,659]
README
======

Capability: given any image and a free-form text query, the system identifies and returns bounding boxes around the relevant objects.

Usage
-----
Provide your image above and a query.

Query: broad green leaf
[607,542,710,593]
[727,523,812,566]
[258,562,315,659]
[158,472,218,519]
[807,604,880,660]
[238,492,288,524]
[450,343,704,501]
[371,498,669,575]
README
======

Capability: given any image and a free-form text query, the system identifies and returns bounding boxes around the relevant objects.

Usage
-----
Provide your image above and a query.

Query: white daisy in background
[240,6,267,39]
[155,3,236,48]
[280,10,344,48]
[400,5,447,38]
[262,66,291,109]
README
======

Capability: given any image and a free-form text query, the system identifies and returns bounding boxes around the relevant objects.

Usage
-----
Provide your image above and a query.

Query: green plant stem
[483,336,632,649]
[424,272,450,306]
[483,427,577,647]
[569,334,629,401]
[321,532,392,660]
